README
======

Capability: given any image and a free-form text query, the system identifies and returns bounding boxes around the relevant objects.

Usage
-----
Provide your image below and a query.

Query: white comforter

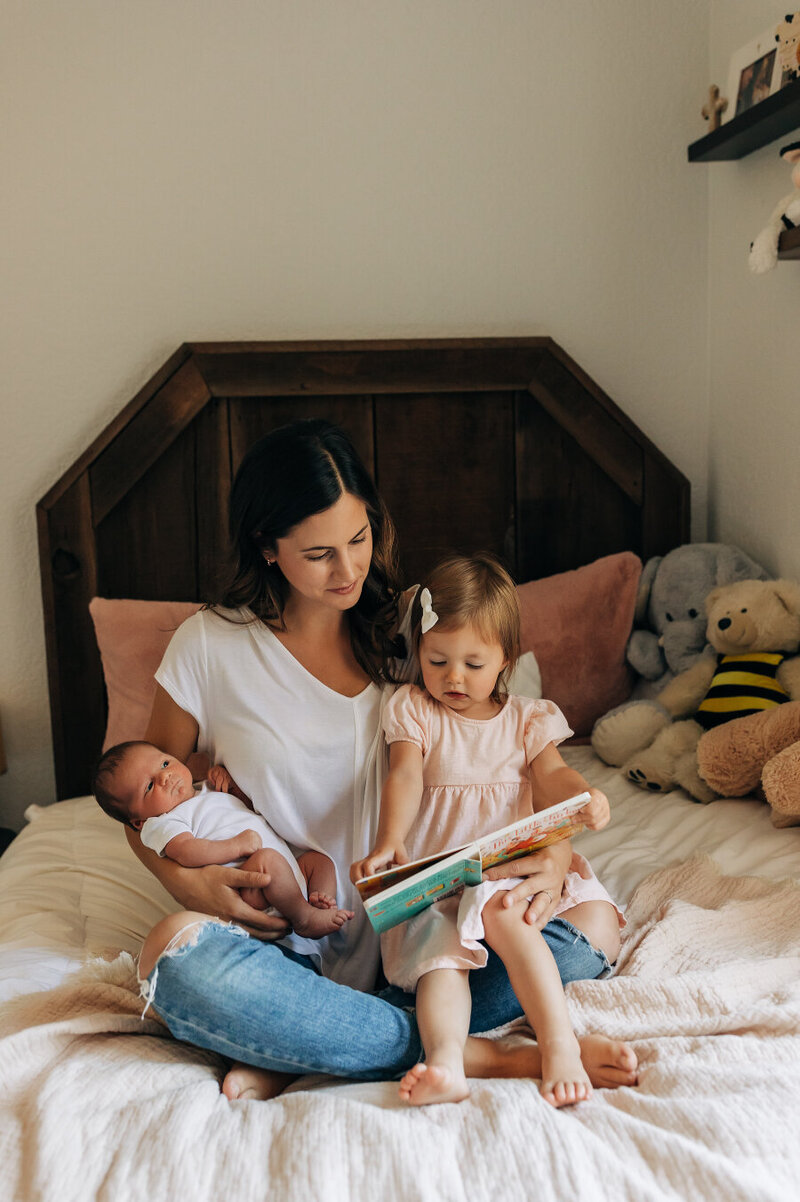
[1,749,799,1202]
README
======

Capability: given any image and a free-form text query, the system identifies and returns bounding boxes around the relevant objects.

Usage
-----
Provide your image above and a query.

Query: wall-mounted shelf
[779,225,800,260]
[688,77,800,162]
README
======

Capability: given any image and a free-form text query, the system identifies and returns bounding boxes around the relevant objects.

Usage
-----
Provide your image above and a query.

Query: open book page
[356,793,589,933]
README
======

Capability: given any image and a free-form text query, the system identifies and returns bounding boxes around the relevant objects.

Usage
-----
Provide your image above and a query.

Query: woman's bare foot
[464,1032,638,1090]
[291,903,354,937]
[578,1034,638,1088]
[399,1062,470,1106]
[222,1062,298,1101]
[539,1034,593,1108]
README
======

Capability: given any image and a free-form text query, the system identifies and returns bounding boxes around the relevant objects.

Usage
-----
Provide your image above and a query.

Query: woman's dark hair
[215,419,403,683]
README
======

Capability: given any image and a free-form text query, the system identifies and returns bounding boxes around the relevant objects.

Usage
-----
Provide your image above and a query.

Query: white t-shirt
[155,607,399,991]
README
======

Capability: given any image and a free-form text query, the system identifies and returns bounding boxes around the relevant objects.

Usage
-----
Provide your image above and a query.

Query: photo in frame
[724,25,781,122]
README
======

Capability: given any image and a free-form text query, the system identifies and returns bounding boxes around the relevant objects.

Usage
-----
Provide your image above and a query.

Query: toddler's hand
[350,842,409,884]
[578,788,610,831]
[208,763,235,793]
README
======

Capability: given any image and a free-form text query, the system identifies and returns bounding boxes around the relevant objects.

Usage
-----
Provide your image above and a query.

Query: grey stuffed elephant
[592,542,769,770]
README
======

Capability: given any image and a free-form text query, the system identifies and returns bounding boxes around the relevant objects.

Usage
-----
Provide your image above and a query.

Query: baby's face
[117,745,195,830]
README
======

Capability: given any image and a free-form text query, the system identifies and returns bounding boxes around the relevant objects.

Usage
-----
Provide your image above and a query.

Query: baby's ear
[129,817,143,831]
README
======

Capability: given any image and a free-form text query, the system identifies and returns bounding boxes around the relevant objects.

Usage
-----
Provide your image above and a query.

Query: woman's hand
[482,838,572,928]
[350,841,409,884]
[126,825,289,939]
[170,863,291,938]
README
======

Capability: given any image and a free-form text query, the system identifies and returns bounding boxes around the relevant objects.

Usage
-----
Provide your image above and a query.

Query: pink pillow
[89,598,201,751]
[516,552,641,736]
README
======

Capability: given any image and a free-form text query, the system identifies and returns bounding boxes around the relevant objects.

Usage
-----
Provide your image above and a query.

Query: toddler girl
[351,554,624,1108]
[94,741,353,937]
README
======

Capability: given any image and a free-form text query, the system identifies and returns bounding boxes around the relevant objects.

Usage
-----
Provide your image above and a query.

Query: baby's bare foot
[291,904,354,938]
[578,1034,638,1088]
[222,1063,297,1102]
[399,1062,470,1106]
[308,891,337,910]
[539,1035,593,1108]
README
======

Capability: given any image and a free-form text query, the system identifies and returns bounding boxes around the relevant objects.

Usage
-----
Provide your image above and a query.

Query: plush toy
[775,12,800,86]
[600,578,800,804]
[696,700,800,827]
[591,543,768,767]
[749,141,800,274]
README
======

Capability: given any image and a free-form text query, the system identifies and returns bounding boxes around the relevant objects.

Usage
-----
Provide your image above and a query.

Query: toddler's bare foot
[578,1034,638,1088]
[399,1062,470,1106]
[291,903,354,938]
[222,1063,297,1101]
[539,1035,593,1108]
[308,891,337,909]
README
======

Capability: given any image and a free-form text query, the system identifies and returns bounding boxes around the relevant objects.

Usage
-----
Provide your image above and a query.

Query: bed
[2,339,799,1201]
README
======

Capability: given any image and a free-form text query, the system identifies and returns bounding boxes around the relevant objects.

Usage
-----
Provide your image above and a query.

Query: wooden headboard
[38,338,689,799]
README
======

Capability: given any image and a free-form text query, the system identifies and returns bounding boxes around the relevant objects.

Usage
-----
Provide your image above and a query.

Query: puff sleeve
[382,684,431,754]
[522,699,573,764]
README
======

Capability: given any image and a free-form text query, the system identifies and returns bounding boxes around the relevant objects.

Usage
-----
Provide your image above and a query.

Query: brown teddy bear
[619,578,800,803]
[696,700,800,827]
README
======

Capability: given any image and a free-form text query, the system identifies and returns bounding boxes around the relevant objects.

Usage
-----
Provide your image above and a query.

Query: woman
[130,420,637,1099]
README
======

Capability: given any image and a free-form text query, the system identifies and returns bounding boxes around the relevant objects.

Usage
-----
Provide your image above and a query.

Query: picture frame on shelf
[724,25,781,122]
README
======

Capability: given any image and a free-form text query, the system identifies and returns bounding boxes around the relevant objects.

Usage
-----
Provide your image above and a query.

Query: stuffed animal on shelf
[591,543,768,767]
[598,578,800,804]
[749,141,800,274]
[697,700,800,827]
[775,12,800,86]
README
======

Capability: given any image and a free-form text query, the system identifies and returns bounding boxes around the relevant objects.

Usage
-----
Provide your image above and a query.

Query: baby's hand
[578,788,610,831]
[236,829,263,858]
[208,763,235,793]
[350,842,409,884]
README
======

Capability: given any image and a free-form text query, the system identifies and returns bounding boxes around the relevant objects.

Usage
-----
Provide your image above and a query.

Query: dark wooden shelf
[779,224,800,260]
[688,77,800,161]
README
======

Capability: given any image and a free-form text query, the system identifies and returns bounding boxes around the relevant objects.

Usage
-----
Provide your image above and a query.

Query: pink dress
[380,684,623,991]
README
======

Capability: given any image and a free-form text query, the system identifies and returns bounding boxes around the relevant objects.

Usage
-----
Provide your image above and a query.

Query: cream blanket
[1,857,799,1202]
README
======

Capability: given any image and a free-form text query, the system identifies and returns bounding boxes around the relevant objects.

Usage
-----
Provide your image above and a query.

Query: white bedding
[2,747,797,1002]
[1,750,799,1202]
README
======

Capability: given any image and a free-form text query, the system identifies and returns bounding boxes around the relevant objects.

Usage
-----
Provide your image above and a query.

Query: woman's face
[270,491,373,615]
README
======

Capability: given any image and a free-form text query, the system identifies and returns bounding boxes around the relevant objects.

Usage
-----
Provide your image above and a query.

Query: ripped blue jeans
[140,917,610,1080]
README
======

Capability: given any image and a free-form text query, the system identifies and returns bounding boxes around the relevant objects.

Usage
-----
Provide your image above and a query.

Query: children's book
[355,793,589,934]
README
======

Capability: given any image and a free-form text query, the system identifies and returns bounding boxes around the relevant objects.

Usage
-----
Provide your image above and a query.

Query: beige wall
[1,1,709,826]
[708,2,800,577]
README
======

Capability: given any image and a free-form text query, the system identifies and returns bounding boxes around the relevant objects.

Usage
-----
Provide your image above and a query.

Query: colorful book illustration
[355,792,589,934]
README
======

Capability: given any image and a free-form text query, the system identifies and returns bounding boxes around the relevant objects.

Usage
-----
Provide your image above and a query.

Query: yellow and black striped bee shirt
[695,652,789,730]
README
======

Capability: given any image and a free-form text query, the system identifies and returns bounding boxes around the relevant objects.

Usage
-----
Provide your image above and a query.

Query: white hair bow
[419,588,438,634]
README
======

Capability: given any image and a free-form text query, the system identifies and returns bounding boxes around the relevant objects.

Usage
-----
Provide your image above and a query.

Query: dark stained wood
[191,341,548,398]
[515,392,640,582]
[90,358,211,525]
[527,359,643,505]
[228,395,375,479]
[95,426,198,602]
[37,338,690,798]
[195,398,233,601]
[39,347,194,512]
[37,475,105,799]
[688,76,800,162]
[375,393,515,587]
[642,451,691,562]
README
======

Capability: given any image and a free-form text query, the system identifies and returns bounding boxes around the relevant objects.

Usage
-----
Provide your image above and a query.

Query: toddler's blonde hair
[411,553,521,701]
